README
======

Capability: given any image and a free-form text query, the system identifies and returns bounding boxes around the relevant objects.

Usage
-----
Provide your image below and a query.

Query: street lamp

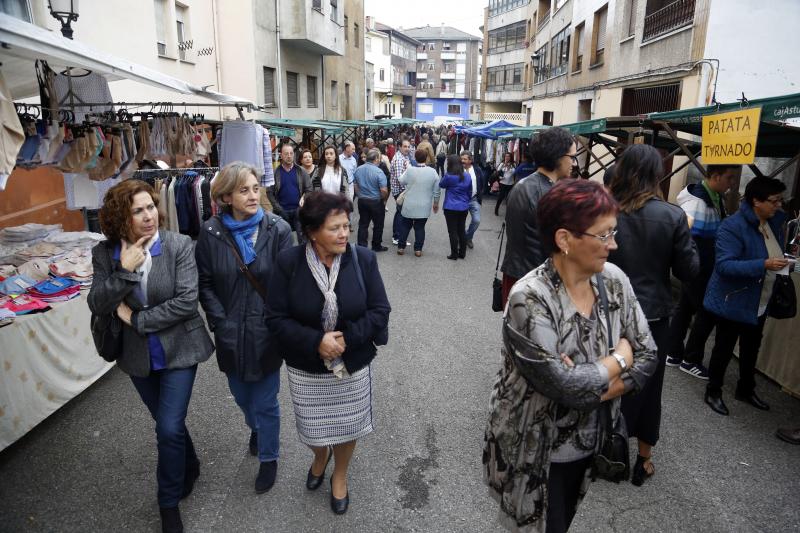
[48,0,80,39]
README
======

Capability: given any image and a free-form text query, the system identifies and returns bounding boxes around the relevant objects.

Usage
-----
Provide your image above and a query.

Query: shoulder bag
[90,242,124,362]
[591,273,631,483]
[492,223,506,312]
[350,244,389,346]
[769,274,796,320]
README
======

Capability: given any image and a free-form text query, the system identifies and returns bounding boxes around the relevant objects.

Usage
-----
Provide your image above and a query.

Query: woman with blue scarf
[195,162,293,494]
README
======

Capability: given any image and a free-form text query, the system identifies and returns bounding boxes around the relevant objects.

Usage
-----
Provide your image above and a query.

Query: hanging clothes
[52,72,114,123]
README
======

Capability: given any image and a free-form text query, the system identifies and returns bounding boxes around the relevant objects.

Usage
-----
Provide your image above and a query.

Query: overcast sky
[364,0,486,38]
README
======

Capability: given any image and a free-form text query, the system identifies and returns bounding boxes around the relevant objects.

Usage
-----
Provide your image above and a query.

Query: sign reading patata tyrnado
[701,107,762,164]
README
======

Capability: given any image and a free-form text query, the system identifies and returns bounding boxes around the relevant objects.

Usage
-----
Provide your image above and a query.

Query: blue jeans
[397,216,428,251]
[130,366,199,508]
[465,196,481,241]
[392,194,404,241]
[225,370,281,462]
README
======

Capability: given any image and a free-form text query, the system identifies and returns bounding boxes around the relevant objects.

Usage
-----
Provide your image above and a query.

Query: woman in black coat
[195,163,293,494]
[608,144,699,486]
[266,191,391,515]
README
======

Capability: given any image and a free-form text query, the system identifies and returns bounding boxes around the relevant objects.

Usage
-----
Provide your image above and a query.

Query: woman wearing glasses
[703,176,789,416]
[484,179,657,533]
[607,144,699,486]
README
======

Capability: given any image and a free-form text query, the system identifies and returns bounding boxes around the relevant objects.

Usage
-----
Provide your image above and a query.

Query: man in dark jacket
[273,144,312,242]
[665,164,737,379]
[500,127,577,306]
[462,150,484,249]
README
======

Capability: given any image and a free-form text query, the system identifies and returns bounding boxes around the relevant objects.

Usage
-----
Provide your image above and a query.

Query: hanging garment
[218,121,264,172]
[259,125,275,187]
[52,71,114,123]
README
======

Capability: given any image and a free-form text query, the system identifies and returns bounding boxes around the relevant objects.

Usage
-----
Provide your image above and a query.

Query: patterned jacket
[483,260,657,532]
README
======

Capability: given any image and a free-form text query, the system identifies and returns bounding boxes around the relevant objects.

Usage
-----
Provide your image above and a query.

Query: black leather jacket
[501,172,554,279]
[608,198,699,320]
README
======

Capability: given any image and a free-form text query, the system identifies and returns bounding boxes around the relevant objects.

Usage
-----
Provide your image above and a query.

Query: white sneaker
[392,238,399,245]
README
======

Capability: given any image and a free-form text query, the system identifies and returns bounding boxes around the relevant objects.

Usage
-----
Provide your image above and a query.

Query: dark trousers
[392,194,403,241]
[546,456,593,533]
[621,318,669,446]
[282,208,305,244]
[397,215,428,251]
[226,370,281,462]
[436,155,445,177]
[130,365,199,508]
[707,313,767,396]
[443,208,468,257]
[494,183,514,215]
[667,281,714,364]
[357,197,385,249]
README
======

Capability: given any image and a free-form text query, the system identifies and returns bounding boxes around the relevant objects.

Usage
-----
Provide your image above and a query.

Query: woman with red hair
[483,179,657,533]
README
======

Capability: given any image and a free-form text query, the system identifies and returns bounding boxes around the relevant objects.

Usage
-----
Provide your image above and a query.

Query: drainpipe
[321,55,326,120]
[274,0,284,118]
[211,0,223,118]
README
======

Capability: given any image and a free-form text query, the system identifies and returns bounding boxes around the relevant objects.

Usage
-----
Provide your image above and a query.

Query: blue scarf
[221,208,264,264]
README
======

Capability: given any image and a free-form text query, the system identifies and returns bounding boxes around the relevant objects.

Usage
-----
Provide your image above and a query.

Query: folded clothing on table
[0,294,51,315]
[0,274,38,296]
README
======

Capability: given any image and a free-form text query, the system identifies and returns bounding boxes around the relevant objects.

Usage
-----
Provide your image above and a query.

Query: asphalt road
[1,197,798,533]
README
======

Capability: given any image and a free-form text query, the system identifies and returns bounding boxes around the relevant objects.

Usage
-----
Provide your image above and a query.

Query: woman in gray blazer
[88,179,214,533]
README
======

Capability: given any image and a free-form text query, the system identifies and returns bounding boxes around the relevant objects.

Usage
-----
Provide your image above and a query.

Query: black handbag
[769,274,797,319]
[90,312,123,362]
[591,273,630,483]
[492,222,506,312]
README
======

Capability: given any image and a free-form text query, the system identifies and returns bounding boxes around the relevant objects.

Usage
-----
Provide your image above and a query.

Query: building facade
[403,25,482,123]
[374,21,420,118]
[364,17,392,117]
[324,0,366,120]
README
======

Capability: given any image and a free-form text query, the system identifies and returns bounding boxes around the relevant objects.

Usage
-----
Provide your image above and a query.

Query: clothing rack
[16,101,259,120]
[133,167,218,174]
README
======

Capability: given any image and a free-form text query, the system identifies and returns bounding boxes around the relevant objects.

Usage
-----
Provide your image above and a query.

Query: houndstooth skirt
[286,364,374,446]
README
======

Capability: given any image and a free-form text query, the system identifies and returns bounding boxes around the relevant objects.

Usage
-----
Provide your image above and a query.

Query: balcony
[280,0,344,55]
[416,72,428,80]
[416,91,428,98]
[417,52,428,60]
[441,72,456,80]
[537,8,550,31]
[441,51,456,60]
[642,0,695,42]
[440,91,456,98]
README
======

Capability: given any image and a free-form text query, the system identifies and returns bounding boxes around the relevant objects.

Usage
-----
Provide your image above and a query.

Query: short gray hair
[367,148,382,162]
[365,137,374,144]
[344,141,356,150]
[460,150,473,161]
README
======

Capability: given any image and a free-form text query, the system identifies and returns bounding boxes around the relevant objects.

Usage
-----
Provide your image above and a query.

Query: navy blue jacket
[439,173,472,211]
[703,201,787,325]
[265,244,391,374]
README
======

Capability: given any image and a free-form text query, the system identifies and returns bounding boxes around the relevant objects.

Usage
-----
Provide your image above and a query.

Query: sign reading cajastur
[701,107,762,164]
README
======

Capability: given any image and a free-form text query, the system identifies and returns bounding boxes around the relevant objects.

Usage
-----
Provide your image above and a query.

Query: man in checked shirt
[390,138,412,245]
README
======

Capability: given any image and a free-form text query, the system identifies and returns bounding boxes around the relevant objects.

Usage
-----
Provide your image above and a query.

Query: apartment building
[374,21,421,118]
[403,25,482,123]
[324,0,366,120]
[365,17,392,117]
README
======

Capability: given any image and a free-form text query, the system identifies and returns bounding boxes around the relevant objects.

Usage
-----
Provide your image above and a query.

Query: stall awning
[648,92,800,124]
[490,125,549,138]
[560,118,609,136]
[0,13,255,107]
[261,118,344,134]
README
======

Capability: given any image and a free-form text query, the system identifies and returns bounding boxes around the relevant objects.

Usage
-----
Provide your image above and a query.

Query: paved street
[1,198,798,533]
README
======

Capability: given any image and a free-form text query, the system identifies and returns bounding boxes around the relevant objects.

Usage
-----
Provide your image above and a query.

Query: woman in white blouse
[311,146,351,200]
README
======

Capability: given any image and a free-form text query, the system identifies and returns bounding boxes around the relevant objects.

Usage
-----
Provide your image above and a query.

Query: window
[428,62,435,71]
[0,0,32,21]
[488,21,526,53]
[572,22,584,72]
[428,42,436,51]
[549,24,570,77]
[286,71,299,107]
[365,36,372,51]
[312,0,322,9]
[175,4,189,61]
[331,80,338,108]
[534,43,548,83]
[408,72,416,86]
[591,4,608,66]
[626,0,638,37]
[154,0,167,56]
[392,103,396,114]
[366,89,371,112]
[263,67,276,106]
[486,63,524,90]
[379,68,385,81]
[419,103,434,114]
[543,111,554,126]
[330,0,338,22]
[354,23,359,47]
[344,16,348,42]
[488,0,530,17]
[307,75,318,108]
[448,104,462,115]
[345,83,350,116]
[620,83,680,115]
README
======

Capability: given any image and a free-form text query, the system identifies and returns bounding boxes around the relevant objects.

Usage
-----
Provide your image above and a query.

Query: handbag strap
[223,233,267,302]
[350,244,367,295]
[595,272,613,351]
[494,222,506,276]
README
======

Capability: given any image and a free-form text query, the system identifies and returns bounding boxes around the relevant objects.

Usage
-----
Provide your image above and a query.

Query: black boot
[181,461,200,499]
[255,460,277,494]
[248,431,258,456]
[159,506,183,533]
[704,389,729,416]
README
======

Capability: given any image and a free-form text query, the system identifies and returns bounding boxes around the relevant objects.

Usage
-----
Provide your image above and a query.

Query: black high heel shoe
[330,478,349,515]
[306,447,332,490]
[631,455,654,487]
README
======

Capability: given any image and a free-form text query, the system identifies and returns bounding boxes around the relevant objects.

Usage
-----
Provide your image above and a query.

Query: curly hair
[298,191,353,239]
[99,180,163,242]
[529,127,574,171]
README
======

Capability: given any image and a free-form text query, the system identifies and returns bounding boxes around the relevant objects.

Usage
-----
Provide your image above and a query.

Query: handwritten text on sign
[702,107,761,164]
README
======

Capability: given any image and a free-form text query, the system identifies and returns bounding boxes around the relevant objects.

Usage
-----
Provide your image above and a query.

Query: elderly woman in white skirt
[266,191,391,515]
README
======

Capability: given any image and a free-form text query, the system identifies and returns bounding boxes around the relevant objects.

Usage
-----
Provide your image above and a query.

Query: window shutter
[307,76,317,107]
[263,67,275,106]
[287,72,298,107]
[627,0,637,36]
[597,8,608,51]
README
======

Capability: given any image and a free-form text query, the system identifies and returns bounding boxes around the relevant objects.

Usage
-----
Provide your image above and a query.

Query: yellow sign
[702,107,762,164]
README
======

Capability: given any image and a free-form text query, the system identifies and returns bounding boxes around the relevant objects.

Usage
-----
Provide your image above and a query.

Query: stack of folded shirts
[0,294,51,315]
[49,249,93,288]
[0,274,37,296]
[0,307,14,327]
[27,277,80,302]
[0,243,29,265]
[0,264,17,281]
[0,223,62,245]
[14,242,65,264]
[44,231,105,251]
[17,258,54,282]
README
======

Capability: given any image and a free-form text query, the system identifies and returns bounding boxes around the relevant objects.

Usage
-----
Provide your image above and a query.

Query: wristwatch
[611,351,629,373]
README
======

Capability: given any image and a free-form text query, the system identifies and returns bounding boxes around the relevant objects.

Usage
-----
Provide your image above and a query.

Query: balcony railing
[441,52,456,60]
[642,0,695,42]
[537,8,550,31]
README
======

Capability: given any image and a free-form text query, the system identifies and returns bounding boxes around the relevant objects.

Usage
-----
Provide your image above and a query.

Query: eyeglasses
[573,228,618,244]
[564,154,579,164]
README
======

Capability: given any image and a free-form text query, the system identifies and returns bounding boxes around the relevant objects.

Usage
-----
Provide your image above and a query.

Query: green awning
[490,125,549,138]
[560,118,608,135]
[648,92,800,124]
[265,126,296,137]
[261,118,344,134]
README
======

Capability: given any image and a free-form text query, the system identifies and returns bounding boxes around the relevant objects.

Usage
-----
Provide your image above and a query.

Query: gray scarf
[305,243,349,378]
